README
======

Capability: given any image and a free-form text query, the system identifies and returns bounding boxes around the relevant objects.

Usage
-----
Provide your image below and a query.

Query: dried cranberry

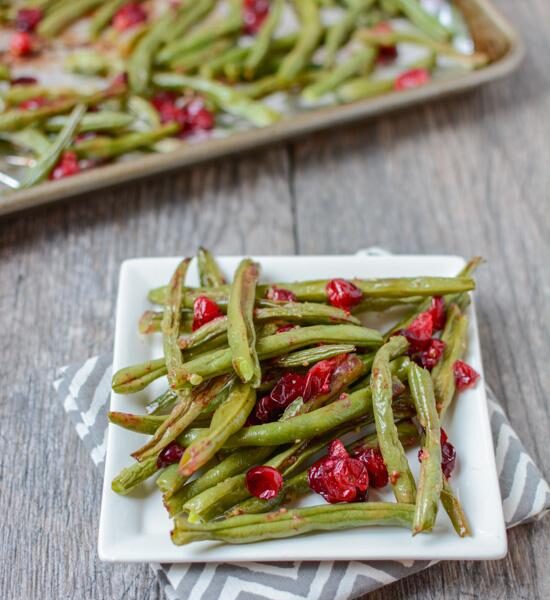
[412,338,446,370]
[429,296,446,331]
[113,2,147,31]
[402,312,433,351]
[395,68,431,91]
[186,97,215,131]
[10,76,38,85]
[308,440,369,503]
[192,295,223,331]
[255,372,307,422]
[265,286,297,302]
[440,429,456,479]
[9,32,34,57]
[156,441,184,468]
[49,151,80,181]
[326,279,363,311]
[15,8,43,32]
[453,360,480,391]
[245,465,283,500]
[19,96,48,110]
[417,429,457,479]
[353,447,389,488]
[303,354,348,401]
[372,22,398,62]
[111,72,128,88]
[242,0,270,35]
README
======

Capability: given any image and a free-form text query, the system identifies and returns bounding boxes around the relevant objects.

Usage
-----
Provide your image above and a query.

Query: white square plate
[98,255,506,563]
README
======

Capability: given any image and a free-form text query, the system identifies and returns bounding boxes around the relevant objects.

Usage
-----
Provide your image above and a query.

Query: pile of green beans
[107,247,480,546]
[1,0,489,189]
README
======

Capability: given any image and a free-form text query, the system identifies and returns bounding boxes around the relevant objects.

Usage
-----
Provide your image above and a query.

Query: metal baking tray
[0,0,524,217]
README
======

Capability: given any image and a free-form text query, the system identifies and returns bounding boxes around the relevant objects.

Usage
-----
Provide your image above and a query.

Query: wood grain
[1,0,549,598]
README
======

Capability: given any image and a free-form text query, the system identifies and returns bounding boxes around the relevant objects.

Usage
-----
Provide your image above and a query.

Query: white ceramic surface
[98,255,506,562]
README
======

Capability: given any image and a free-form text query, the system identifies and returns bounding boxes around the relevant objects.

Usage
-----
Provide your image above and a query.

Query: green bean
[177,381,256,478]
[108,411,166,434]
[153,72,281,127]
[431,304,468,417]
[162,258,191,386]
[147,389,179,415]
[157,12,242,65]
[172,502,415,544]
[371,336,416,503]
[303,44,377,101]
[165,447,273,515]
[174,324,383,388]
[148,276,475,306]
[37,0,103,37]
[198,246,226,287]
[274,344,356,368]
[169,38,234,72]
[112,357,166,394]
[441,478,471,537]
[0,89,116,133]
[0,63,10,81]
[72,123,179,159]
[336,76,394,103]
[111,455,158,495]
[227,259,262,386]
[278,0,323,83]
[2,84,76,106]
[238,72,311,100]
[127,95,161,129]
[44,111,133,133]
[200,45,250,78]
[323,0,376,68]
[394,0,451,42]
[178,316,227,350]
[0,128,50,155]
[19,104,85,188]
[408,362,442,533]
[358,29,488,68]
[244,0,285,79]
[64,49,111,76]
[134,301,359,336]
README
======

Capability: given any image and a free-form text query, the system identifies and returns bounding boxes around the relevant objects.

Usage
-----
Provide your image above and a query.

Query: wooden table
[1,1,549,597]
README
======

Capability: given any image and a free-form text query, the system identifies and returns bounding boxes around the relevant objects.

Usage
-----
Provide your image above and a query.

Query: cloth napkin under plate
[54,248,550,600]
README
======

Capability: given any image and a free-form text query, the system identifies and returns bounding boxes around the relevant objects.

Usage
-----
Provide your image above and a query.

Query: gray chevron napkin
[54,247,550,600]
[55,359,550,600]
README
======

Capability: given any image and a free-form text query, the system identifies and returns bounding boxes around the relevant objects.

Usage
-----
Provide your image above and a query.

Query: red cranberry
[113,2,147,31]
[10,76,38,85]
[156,441,184,468]
[243,0,270,35]
[353,447,389,488]
[15,8,43,32]
[395,68,431,91]
[308,440,369,503]
[429,296,446,331]
[265,286,297,302]
[245,465,283,500]
[417,429,457,479]
[412,338,446,370]
[255,372,307,422]
[111,72,128,89]
[186,98,215,131]
[9,32,34,57]
[192,295,223,331]
[326,279,363,311]
[49,151,81,181]
[453,360,480,391]
[372,22,398,62]
[302,354,347,401]
[402,312,433,351]
[19,96,48,110]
